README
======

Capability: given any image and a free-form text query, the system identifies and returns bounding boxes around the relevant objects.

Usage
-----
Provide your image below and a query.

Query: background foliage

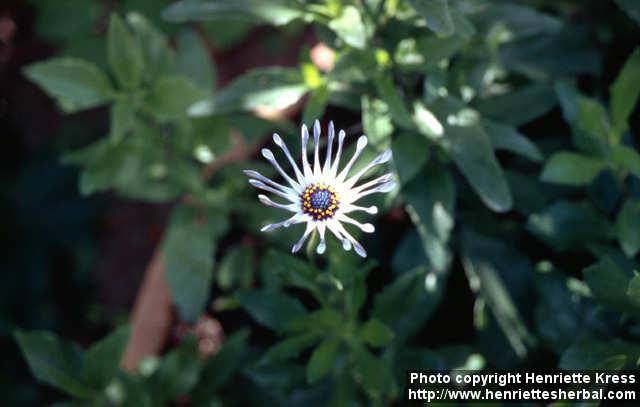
[5,0,640,405]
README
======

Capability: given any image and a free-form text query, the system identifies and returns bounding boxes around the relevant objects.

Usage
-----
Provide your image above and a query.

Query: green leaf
[216,246,253,290]
[23,58,113,113]
[194,330,249,396]
[583,257,638,314]
[260,333,320,365]
[84,325,130,390]
[408,0,454,37]
[372,267,444,345]
[328,5,368,49]
[306,337,340,384]
[362,95,393,150]
[373,73,413,128]
[146,75,204,120]
[189,68,307,116]
[527,201,612,251]
[628,274,640,308]
[176,28,215,91]
[236,289,307,332]
[611,144,640,178]
[107,14,143,90]
[403,164,454,270]
[610,48,640,135]
[616,199,640,257]
[556,81,609,155]
[414,101,444,140]
[483,120,542,162]
[359,319,393,348]
[302,84,330,125]
[14,330,92,398]
[163,205,217,322]
[476,84,556,126]
[150,336,201,401]
[392,132,429,184]
[162,0,304,26]
[446,124,513,212]
[126,12,174,84]
[109,101,135,143]
[462,232,534,358]
[615,0,640,25]
[540,152,607,186]
[560,340,637,370]
[352,347,397,398]
[577,96,610,145]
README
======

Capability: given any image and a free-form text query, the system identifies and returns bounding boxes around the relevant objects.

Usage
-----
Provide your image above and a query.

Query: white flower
[244,120,395,257]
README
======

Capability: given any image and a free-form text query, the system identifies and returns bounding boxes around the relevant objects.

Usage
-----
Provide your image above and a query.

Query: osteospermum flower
[244,120,395,257]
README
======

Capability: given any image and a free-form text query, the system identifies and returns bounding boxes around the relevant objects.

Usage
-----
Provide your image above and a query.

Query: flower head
[244,120,395,257]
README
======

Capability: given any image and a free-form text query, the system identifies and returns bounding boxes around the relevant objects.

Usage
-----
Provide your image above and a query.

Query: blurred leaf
[615,0,640,25]
[628,274,640,308]
[34,0,99,41]
[483,120,542,162]
[150,336,201,401]
[470,3,562,40]
[14,331,92,398]
[372,266,443,345]
[476,84,556,126]
[216,246,253,290]
[506,171,549,215]
[303,84,330,124]
[462,232,534,358]
[107,14,144,90]
[556,81,609,155]
[84,325,130,390]
[23,58,113,113]
[287,309,343,334]
[359,318,393,348]
[584,257,640,316]
[328,5,368,49]
[576,96,610,146]
[162,0,303,26]
[146,75,204,120]
[262,250,318,294]
[610,48,640,135]
[499,27,601,78]
[540,152,607,186]
[260,333,319,365]
[176,28,216,91]
[560,340,640,370]
[163,205,218,322]
[126,12,174,84]
[392,132,429,184]
[408,0,454,37]
[612,145,640,178]
[534,271,589,353]
[236,289,307,332]
[189,68,307,116]
[109,102,135,143]
[414,101,444,140]
[362,96,393,150]
[527,201,612,251]
[352,347,397,399]
[306,337,340,384]
[373,73,413,128]
[403,163,455,270]
[446,124,513,212]
[616,198,640,257]
[194,330,249,398]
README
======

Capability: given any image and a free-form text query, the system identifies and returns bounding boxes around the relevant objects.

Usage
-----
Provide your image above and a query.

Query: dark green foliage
[15,0,640,405]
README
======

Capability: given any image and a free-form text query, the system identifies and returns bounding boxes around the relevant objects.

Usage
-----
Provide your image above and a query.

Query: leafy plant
[15,0,640,405]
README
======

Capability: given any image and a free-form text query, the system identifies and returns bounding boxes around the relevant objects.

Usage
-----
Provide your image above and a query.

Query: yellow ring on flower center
[301,183,340,220]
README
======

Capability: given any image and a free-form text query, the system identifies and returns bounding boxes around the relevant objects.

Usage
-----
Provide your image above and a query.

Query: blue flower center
[301,183,339,220]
